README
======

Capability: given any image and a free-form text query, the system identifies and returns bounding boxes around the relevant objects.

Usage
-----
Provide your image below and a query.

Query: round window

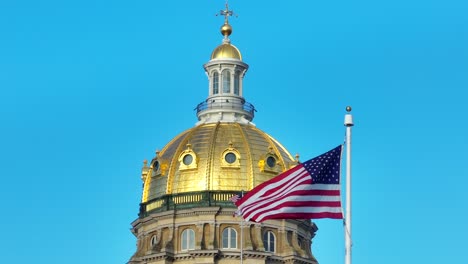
[153,161,160,171]
[183,154,193,165]
[266,156,276,168]
[225,152,237,164]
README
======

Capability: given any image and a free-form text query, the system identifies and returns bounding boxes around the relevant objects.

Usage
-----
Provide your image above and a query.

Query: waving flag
[235,145,343,222]
[230,194,240,203]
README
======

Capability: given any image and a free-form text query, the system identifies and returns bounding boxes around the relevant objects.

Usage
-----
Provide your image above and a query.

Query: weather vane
[216,0,237,23]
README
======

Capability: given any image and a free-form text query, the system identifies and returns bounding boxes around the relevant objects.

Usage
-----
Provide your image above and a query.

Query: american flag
[234,145,343,222]
[230,194,240,203]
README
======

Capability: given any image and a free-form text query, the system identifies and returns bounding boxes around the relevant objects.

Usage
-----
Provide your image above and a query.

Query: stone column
[207,223,215,249]
[291,232,306,257]
[163,227,175,252]
[241,222,253,250]
[279,229,294,255]
[196,223,204,250]
[252,224,264,251]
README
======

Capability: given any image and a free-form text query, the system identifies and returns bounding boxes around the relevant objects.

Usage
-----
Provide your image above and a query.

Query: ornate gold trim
[178,143,198,170]
[220,141,241,168]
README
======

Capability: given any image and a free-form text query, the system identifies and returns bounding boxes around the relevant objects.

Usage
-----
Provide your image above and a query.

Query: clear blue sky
[0,1,467,263]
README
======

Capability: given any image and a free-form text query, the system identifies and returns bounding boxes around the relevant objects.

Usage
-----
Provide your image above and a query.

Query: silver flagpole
[240,217,244,264]
[344,106,354,264]
[240,191,244,264]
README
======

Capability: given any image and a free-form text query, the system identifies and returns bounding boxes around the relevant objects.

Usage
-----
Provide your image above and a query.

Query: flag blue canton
[303,146,341,185]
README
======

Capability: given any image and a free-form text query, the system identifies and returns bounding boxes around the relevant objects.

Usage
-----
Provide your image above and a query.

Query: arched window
[213,72,219,94]
[263,231,276,252]
[181,229,195,251]
[150,235,158,247]
[222,227,237,249]
[234,72,240,95]
[222,70,231,93]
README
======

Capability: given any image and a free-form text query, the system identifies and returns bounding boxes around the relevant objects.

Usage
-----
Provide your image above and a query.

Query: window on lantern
[234,72,240,95]
[181,229,195,251]
[263,231,276,252]
[222,70,231,93]
[213,72,219,94]
[222,227,237,249]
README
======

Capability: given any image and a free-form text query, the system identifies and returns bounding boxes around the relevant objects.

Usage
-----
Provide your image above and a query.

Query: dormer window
[151,159,165,176]
[266,156,276,168]
[258,147,281,173]
[222,70,231,93]
[225,152,237,164]
[221,142,241,168]
[178,144,198,170]
[183,154,193,165]
[152,160,160,172]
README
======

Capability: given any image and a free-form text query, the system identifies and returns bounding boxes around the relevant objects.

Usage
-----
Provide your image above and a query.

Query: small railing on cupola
[195,98,256,120]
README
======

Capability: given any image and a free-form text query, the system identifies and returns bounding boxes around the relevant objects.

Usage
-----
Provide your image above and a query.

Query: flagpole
[240,191,244,264]
[344,106,354,264]
[240,217,244,264]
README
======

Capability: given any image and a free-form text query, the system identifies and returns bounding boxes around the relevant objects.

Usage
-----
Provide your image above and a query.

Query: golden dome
[210,43,242,60]
[142,123,297,202]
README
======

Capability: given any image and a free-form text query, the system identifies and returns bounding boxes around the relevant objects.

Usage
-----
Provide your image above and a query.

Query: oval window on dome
[225,152,237,164]
[153,161,160,172]
[266,156,276,168]
[183,154,193,165]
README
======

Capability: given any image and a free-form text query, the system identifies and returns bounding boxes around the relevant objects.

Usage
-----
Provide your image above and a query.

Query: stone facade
[129,206,318,264]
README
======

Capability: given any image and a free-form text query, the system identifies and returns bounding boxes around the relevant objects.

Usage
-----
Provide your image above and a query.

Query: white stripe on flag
[256,206,343,222]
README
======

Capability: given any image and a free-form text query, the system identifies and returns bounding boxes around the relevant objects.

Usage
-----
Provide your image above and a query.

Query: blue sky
[0,0,467,263]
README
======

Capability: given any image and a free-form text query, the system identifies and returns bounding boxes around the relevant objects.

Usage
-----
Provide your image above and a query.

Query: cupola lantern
[195,2,254,125]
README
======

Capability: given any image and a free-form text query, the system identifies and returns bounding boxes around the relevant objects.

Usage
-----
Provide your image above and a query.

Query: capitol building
[128,4,319,264]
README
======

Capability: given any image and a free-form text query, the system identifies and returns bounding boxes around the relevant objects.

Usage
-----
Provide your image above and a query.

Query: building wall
[129,207,318,264]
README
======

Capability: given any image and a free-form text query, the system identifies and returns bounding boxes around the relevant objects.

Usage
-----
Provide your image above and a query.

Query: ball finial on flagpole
[344,106,354,127]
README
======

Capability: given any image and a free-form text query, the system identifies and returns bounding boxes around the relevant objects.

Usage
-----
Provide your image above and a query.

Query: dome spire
[217,1,236,41]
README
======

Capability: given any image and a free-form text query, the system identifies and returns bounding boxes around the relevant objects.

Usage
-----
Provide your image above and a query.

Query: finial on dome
[217,1,237,40]
[221,23,232,38]
[268,146,274,153]
[218,1,235,24]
